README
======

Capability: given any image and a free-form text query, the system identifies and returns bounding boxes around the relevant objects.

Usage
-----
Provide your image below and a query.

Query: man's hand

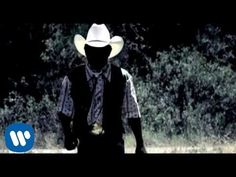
[64,135,78,150]
[135,145,147,154]
[58,112,78,150]
[128,118,147,154]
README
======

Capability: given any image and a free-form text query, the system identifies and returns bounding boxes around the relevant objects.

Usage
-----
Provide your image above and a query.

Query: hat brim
[74,34,124,59]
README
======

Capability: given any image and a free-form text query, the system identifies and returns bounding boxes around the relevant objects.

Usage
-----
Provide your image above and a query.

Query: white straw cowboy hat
[74,23,124,59]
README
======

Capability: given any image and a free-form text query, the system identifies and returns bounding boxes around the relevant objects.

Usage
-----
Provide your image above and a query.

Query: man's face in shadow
[84,44,112,72]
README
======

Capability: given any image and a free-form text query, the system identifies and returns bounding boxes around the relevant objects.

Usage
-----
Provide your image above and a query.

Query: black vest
[68,64,126,144]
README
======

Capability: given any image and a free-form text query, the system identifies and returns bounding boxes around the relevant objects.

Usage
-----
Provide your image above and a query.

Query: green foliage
[0,91,63,147]
[109,23,153,77]
[41,24,89,72]
[39,24,89,101]
[196,24,236,66]
[136,46,236,140]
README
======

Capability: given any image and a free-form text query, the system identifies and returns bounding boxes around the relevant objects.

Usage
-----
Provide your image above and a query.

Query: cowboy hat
[74,23,124,59]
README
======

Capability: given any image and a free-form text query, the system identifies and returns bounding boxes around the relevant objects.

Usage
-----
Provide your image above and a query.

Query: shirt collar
[85,64,111,82]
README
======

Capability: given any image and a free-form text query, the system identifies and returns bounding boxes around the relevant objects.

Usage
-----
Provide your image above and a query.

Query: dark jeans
[77,133,124,158]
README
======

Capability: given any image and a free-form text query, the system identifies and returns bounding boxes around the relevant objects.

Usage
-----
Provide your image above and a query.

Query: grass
[124,130,236,153]
[1,131,236,153]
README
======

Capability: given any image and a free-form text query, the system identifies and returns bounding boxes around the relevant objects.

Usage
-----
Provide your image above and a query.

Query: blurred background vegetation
[0,23,236,149]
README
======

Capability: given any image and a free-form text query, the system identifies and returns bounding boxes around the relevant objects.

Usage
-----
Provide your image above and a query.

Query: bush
[196,24,236,67]
[0,91,63,148]
[135,46,236,140]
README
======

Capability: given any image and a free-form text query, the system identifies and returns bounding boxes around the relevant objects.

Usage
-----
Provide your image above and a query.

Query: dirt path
[1,145,236,153]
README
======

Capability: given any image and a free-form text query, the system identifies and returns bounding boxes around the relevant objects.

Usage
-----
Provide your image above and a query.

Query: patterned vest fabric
[68,64,126,146]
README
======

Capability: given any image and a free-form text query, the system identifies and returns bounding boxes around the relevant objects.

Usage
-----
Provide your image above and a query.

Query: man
[57,23,146,157]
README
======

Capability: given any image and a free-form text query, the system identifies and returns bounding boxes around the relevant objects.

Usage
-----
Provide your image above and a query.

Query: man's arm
[128,118,147,154]
[57,76,77,150]
[58,112,77,150]
[121,68,147,154]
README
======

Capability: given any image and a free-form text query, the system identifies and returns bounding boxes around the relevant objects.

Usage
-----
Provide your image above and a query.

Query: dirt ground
[1,145,236,154]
